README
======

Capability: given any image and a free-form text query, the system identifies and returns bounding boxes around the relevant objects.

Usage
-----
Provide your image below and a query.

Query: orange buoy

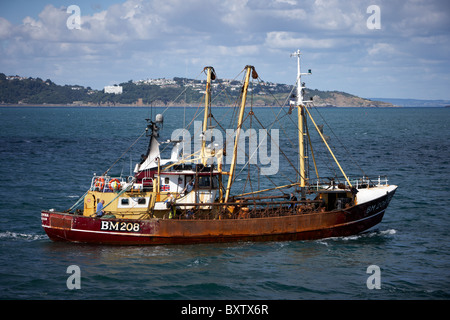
[94,177,105,190]
[108,178,121,191]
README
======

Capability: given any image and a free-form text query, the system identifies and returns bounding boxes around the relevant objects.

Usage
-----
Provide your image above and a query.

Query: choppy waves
[336,228,397,241]
[0,231,47,242]
[1,107,450,300]
[314,229,396,245]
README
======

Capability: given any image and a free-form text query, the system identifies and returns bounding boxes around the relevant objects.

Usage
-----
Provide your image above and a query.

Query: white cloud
[0,17,13,39]
[265,31,339,49]
[275,0,297,5]
[388,0,449,37]
[214,45,260,56]
[0,0,449,99]
[367,43,398,56]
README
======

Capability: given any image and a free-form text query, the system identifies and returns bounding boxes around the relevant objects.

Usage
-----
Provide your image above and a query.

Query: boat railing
[90,175,133,193]
[141,177,154,191]
[309,175,390,191]
[348,175,390,189]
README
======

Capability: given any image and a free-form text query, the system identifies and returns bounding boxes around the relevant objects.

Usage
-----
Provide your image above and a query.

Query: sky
[1,0,449,100]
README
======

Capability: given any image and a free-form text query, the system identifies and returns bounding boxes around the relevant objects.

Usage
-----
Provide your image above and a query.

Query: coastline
[0,102,401,108]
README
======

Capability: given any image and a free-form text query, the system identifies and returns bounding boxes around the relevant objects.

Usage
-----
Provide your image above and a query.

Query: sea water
[0,106,449,300]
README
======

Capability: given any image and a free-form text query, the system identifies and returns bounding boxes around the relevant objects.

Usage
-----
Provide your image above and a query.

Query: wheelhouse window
[118,197,149,208]
[197,175,218,189]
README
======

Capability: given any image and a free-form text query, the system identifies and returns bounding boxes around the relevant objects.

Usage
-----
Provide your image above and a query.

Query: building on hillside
[104,85,123,94]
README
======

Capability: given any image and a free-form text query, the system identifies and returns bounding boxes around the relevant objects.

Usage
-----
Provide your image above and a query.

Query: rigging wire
[135,65,362,197]
[102,129,147,176]
[310,104,367,178]
[253,73,361,186]
[221,75,306,195]
[159,69,205,116]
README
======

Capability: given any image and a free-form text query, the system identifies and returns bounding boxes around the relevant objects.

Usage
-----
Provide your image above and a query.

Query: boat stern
[41,210,74,241]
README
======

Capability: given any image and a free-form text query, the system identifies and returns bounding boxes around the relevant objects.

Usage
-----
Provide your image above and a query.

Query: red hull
[41,190,396,245]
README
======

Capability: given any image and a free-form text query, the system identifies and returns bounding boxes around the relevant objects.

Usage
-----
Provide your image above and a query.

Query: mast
[224,65,257,203]
[290,50,352,189]
[201,66,216,165]
[291,50,311,198]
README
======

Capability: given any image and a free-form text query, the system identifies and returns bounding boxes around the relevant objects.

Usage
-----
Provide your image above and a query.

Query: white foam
[319,229,397,242]
[379,229,396,236]
[344,229,397,240]
[0,231,47,241]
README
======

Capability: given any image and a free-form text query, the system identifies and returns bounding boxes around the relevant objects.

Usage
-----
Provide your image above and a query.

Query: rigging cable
[102,129,147,176]
[311,104,367,178]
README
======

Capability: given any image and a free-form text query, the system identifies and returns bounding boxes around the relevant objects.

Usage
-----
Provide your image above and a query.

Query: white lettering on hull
[100,221,140,232]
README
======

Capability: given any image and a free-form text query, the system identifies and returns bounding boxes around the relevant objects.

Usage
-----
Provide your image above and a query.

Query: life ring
[108,178,121,191]
[94,177,105,190]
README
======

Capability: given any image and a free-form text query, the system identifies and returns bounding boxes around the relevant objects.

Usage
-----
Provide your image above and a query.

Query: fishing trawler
[41,50,397,245]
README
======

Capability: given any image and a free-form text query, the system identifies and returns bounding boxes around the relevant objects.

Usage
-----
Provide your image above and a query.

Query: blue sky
[1,0,449,100]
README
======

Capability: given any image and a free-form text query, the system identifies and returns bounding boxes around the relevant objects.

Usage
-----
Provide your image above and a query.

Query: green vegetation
[0,73,212,105]
[0,72,377,107]
[0,73,92,105]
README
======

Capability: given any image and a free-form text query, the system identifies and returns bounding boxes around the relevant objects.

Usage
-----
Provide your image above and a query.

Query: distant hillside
[307,89,395,108]
[369,97,450,107]
[0,72,395,107]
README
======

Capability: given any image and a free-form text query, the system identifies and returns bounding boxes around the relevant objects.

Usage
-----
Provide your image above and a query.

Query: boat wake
[340,228,397,241]
[0,231,47,242]
[316,229,397,245]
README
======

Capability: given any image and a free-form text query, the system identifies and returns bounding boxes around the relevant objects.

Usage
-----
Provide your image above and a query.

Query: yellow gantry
[304,106,352,188]
[201,66,215,166]
[224,65,256,203]
[298,105,307,189]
